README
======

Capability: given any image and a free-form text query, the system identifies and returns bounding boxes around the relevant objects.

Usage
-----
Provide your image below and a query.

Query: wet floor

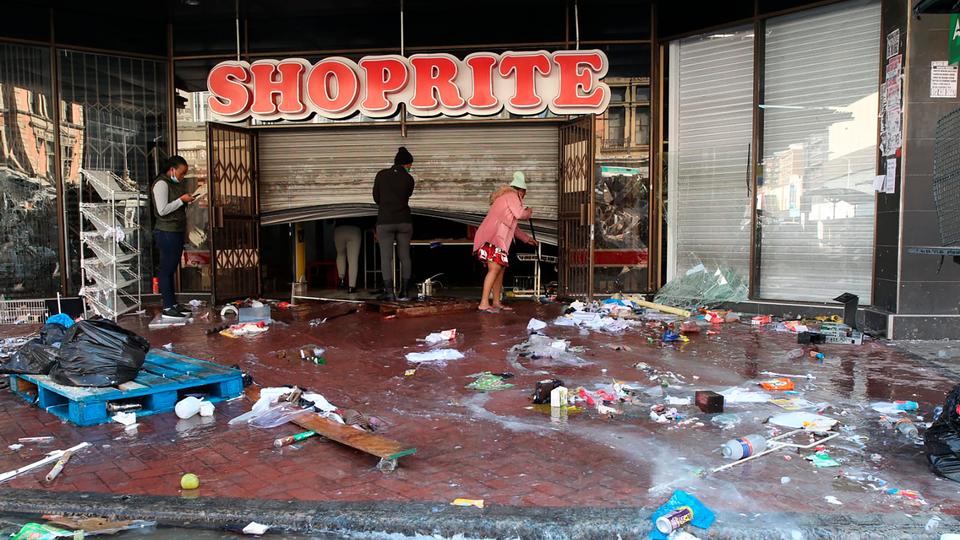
[1,300,959,530]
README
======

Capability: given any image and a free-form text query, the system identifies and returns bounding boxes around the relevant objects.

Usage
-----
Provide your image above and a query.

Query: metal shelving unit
[78,169,146,320]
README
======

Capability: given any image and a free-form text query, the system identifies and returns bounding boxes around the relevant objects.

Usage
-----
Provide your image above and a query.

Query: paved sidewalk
[1,301,958,537]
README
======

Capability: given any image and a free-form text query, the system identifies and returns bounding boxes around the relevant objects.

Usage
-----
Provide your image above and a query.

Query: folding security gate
[557,115,596,298]
[207,123,260,302]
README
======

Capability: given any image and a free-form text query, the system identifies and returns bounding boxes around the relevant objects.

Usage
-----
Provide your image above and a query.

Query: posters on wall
[886,28,900,59]
[880,50,903,158]
[930,60,959,98]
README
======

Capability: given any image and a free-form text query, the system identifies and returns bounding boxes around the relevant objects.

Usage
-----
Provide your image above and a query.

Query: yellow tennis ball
[180,473,200,490]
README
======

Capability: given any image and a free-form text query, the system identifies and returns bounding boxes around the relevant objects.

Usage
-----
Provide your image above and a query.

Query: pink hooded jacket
[473,187,534,253]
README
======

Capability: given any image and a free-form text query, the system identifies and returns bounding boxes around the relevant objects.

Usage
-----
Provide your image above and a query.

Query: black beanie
[394,146,413,166]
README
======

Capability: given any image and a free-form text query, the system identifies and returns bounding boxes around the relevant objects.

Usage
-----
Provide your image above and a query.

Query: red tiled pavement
[1,301,959,518]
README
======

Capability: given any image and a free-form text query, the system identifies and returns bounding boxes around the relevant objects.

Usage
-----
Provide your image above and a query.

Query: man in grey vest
[152,155,194,319]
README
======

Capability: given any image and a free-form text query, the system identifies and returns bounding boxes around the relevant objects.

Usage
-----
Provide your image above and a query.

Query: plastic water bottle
[896,418,919,438]
[721,434,767,460]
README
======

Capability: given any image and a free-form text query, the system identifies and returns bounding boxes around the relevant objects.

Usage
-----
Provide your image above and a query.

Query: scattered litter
[512,335,591,366]
[710,414,741,429]
[649,490,715,539]
[450,498,484,509]
[781,476,791,485]
[242,522,270,535]
[405,349,465,363]
[8,444,23,451]
[759,378,795,391]
[422,329,457,344]
[199,401,215,417]
[527,318,547,332]
[180,473,200,490]
[220,322,270,338]
[404,369,417,377]
[769,398,815,411]
[112,411,137,426]
[44,447,77,483]
[769,412,838,431]
[220,305,239,318]
[274,430,317,448]
[18,436,54,444]
[807,452,841,468]
[721,434,766,460]
[719,387,772,403]
[925,384,960,482]
[0,442,90,484]
[666,396,691,406]
[533,379,564,404]
[695,391,724,413]
[162,343,174,351]
[175,396,204,420]
[465,372,514,392]
[824,495,843,505]
[872,400,919,414]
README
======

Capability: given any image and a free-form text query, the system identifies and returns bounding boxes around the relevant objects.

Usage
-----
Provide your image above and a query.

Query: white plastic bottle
[721,434,767,460]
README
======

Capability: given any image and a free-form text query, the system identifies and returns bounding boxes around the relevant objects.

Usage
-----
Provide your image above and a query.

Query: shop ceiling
[8,0,842,59]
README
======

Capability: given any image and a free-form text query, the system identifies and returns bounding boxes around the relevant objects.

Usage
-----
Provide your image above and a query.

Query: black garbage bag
[49,319,150,387]
[924,384,960,482]
[0,322,68,375]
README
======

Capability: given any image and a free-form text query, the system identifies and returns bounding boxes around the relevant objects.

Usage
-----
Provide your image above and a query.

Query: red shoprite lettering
[207,50,609,121]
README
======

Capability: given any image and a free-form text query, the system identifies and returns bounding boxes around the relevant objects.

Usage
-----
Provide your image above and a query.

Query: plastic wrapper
[248,402,314,429]
[653,261,749,308]
[924,384,960,482]
[48,319,149,387]
[0,323,68,375]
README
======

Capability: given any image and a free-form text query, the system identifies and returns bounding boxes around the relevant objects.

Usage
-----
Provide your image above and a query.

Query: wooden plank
[246,387,416,461]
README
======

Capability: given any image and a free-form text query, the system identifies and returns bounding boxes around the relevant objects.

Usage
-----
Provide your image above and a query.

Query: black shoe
[173,303,192,314]
[348,287,357,294]
[161,307,188,319]
[377,284,396,301]
[337,278,346,290]
[397,280,412,301]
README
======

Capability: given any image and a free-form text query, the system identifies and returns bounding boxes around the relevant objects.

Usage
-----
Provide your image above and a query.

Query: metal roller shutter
[257,123,560,243]
[757,0,879,303]
[667,29,756,281]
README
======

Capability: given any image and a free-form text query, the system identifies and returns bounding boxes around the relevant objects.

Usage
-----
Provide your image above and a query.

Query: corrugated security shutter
[757,0,879,302]
[258,123,559,243]
[668,29,756,281]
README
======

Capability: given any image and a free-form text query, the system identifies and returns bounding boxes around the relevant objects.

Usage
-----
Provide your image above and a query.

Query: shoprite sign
[206,50,610,121]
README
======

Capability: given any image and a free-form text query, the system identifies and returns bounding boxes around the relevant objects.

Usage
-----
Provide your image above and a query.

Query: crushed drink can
[656,506,694,534]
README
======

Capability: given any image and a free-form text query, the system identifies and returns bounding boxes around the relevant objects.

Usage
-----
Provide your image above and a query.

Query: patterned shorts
[476,242,509,267]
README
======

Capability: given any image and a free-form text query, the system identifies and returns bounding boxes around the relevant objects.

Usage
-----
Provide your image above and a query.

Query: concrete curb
[0,489,955,539]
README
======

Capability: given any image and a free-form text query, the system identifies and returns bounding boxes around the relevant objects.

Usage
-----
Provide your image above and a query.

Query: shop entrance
[207,123,261,303]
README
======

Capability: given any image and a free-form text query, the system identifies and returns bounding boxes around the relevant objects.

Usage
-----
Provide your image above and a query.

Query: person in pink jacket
[473,171,538,313]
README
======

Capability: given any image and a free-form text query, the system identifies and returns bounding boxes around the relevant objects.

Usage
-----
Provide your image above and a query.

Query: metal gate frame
[207,122,261,303]
[557,115,596,298]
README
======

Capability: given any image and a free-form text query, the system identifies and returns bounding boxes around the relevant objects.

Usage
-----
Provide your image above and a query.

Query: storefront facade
[1,0,956,337]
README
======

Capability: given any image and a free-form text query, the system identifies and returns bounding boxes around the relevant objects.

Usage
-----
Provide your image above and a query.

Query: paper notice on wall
[885,54,902,81]
[884,105,902,155]
[886,28,900,59]
[931,61,958,98]
[872,175,885,192]
[883,158,897,194]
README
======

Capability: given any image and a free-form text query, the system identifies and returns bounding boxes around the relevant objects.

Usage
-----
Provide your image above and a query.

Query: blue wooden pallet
[8,350,243,426]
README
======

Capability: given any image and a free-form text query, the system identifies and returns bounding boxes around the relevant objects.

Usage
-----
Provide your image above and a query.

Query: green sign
[951,14,960,65]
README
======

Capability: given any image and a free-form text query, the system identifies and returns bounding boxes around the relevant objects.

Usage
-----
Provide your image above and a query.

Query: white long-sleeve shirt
[153,179,184,216]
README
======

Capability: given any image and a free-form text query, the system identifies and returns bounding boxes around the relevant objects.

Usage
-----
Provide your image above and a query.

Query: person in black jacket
[373,147,415,301]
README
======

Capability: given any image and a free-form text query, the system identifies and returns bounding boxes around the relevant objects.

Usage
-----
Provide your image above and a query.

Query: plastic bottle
[721,434,767,460]
[785,348,804,360]
[895,418,919,438]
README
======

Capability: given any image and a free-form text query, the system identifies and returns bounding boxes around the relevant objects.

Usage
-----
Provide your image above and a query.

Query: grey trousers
[377,223,413,286]
[334,225,361,288]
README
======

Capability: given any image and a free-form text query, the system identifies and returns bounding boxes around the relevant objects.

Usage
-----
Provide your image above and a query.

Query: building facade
[1,0,957,338]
